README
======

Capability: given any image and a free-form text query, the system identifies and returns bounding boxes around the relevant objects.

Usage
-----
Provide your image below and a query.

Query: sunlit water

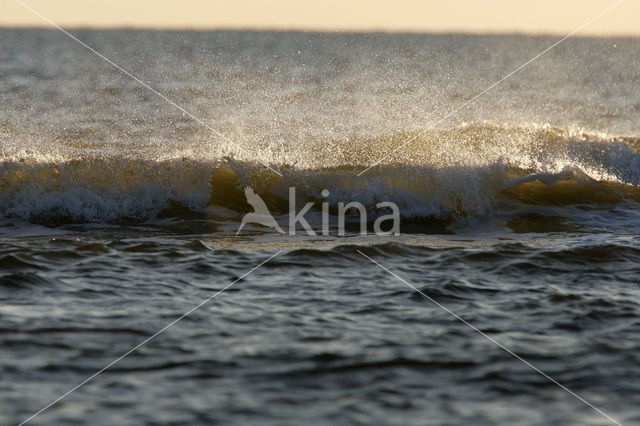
[1,29,640,425]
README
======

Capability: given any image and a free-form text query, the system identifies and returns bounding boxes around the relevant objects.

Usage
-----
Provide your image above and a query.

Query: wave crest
[2,124,640,223]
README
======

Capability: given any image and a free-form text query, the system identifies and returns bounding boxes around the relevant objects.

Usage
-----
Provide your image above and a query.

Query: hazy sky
[2,0,639,36]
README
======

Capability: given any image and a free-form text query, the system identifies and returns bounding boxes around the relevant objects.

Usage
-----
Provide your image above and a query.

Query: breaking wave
[2,123,640,224]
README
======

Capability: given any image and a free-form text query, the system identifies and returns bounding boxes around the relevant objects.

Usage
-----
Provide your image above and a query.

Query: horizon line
[2,24,639,38]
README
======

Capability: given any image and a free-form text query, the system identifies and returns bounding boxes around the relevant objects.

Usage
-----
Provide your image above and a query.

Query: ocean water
[1,28,640,425]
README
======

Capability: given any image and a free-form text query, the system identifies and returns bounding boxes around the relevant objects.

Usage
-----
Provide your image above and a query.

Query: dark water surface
[2,232,640,425]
